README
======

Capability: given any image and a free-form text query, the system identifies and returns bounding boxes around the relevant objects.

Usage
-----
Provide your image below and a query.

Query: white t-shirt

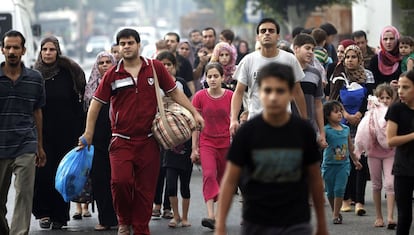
[234,50,305,119]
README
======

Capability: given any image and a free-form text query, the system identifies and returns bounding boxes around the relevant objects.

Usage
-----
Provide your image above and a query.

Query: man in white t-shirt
[230,18,307,135]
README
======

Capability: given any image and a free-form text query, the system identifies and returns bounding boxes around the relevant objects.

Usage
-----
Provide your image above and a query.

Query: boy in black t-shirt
[215,62,328,235]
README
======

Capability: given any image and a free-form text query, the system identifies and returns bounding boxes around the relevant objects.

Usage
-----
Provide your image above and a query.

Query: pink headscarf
[210,42,236,84]
[378,26,401,75]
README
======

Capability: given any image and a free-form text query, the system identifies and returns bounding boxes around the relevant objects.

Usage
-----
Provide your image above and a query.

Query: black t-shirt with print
[228,115,321,226]
[385,102,414,176]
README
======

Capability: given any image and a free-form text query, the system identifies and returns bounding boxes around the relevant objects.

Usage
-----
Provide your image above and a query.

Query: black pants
[344,154,369,204]
[154,153,170,210]
[394,175,414,235]
[166,167,192,198]
[90,146,117,227]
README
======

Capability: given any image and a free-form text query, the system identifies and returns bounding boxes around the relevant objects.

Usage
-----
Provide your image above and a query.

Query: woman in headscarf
[210,42,237,90]
[84,51,118,231]
[329,45,374,217]
[236,40,249,65]
[369,26,401,89]
[177,40,195,68]
[32,36,86,230]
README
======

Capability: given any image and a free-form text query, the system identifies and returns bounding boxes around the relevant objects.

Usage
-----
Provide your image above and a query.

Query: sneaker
[72,212,82,220]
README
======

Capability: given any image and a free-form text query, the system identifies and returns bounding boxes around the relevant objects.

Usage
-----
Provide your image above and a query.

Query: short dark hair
[352,30,368,40]
[205,62,224,76]
[292,26,305,39]
[202,27,216,37]
[293,33,316,47]
[116,28,140,45]
[323,100,343,125]
[2,30,26,48]
[189,29,201,37]
[400,69,414,84]
[320,23,337,36]
[156,51,177,66]
[311,28,327,45]
[165,32,180,43]
[256,18,280,35]
[399,36,414,46]
[220,29,235,43]
[257,62,295,90]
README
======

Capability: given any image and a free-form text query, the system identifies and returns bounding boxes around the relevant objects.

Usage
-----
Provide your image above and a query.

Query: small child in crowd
[215,62,327,235]
[322,100,362,224]
[399,36,414,72]
[385,70,414,234]
[191,62,233,230]
[355,83,396,229]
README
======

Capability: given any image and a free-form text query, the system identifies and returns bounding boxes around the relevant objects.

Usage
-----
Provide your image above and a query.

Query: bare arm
[292,82,307,119]
[169,88,204,129]
[33,108,46,167]
[230,82,247,136]
[187,81,195,96]
[307,162,328,235]
[387,120,414,147]
[407,58,414,71]
[80,99,103,148]
[190,130,200,163]
[315,98,327,148]
[348,134,363,169]
[215,162,242,235]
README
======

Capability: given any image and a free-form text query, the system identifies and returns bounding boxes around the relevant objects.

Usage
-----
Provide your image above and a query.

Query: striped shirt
[0,62,45,159]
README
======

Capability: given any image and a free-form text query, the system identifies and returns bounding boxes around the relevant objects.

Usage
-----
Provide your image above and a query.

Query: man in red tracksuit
[80,28,204,235]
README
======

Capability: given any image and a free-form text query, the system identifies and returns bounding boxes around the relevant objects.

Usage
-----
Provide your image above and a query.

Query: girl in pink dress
[191,62,233,230]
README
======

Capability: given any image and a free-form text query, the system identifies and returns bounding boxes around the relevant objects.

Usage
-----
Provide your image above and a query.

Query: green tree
[396,0,414,36]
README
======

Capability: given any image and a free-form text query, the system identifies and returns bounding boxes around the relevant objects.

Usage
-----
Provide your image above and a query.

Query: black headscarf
[34,36,86,101]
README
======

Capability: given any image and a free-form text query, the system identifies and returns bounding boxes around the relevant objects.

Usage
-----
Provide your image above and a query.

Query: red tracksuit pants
[109,136,160,235]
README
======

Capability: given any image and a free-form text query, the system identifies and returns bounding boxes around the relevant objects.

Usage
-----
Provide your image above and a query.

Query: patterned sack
[150,60,196,149]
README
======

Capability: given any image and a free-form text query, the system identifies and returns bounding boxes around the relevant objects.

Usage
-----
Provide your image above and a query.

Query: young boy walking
[215,62,328,235]
[293,33,327,147]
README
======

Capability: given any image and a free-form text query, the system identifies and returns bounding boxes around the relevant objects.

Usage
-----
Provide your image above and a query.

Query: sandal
[333,214,343,224]
[201,217,215,229]
[374,219,385,227]
[181,220,191,227]
[95,224,111,231]
[152,209,161,217]
[82,210,92,217]
[118,225,130,235]
[39,217,51,229]
[162,209,174,219]
[387,222,397,230]
[168,218,182,228]
[355,207,366,216]
[72,212,82,220]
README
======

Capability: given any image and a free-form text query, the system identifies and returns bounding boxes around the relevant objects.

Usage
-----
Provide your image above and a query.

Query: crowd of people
[0,16,413,235]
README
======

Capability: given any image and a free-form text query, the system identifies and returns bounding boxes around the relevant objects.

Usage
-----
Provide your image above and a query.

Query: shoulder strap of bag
[151,60,176,140]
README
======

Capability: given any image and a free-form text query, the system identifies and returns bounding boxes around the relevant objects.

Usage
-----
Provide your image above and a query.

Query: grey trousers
[0,153,36,235]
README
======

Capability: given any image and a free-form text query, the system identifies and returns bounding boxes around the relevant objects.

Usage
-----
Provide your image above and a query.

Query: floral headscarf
[378,26,401,75]
[84,51,116,109]
[344,45,366,84]
[210,42,236,84]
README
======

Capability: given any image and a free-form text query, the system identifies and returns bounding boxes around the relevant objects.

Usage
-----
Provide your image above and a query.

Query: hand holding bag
[151,60,196,149]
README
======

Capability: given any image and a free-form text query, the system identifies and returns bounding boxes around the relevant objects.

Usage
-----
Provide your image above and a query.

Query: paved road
[5,60,414,234]
[6,166,414,235]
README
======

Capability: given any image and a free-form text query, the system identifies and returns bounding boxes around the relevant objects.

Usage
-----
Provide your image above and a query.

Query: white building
[352,0,403,48]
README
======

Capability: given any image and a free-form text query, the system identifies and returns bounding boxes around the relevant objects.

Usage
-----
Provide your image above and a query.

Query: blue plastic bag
[55,139,94,202]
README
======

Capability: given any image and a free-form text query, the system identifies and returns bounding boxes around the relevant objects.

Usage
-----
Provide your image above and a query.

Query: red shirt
[93,57,176,138]
[192,89,233,148]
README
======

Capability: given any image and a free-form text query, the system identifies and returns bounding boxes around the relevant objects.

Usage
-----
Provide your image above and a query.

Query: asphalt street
[5,58,414,235]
